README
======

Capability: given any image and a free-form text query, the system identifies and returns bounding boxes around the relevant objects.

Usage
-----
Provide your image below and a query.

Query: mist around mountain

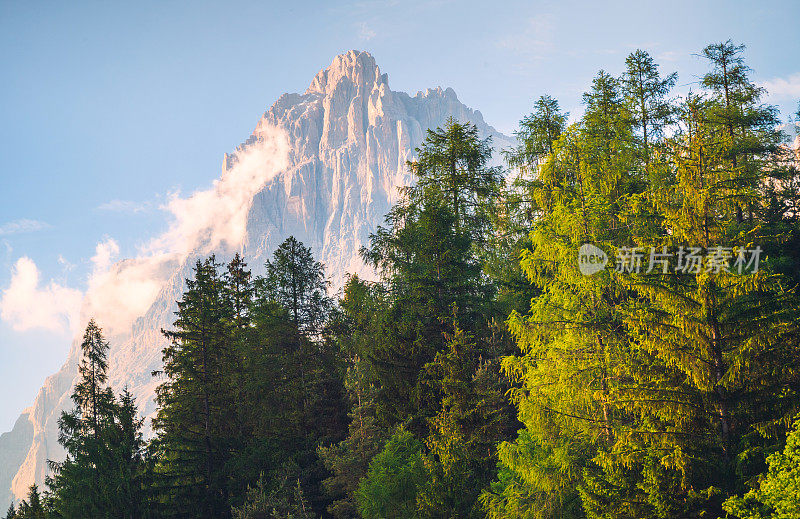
[4,42,800,519]
[0,50,513,511]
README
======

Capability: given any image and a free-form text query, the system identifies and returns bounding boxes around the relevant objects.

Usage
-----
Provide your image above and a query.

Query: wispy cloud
[0,219,50,236]
[495,15,556,75]
[1,126,291,337]
[760,73,800,99]
[97,199,152,214]
[358,22,376,41]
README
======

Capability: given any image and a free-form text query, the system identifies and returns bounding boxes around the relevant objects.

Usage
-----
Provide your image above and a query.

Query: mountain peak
[305,50,386,96]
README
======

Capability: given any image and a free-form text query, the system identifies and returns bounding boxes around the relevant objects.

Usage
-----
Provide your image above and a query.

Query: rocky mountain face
[0,50,513,508]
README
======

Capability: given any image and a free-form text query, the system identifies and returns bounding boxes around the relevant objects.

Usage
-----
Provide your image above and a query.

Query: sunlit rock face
[0,50,512,508]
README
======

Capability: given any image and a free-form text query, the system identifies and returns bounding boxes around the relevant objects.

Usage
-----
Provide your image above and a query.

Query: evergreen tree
[724,416,800,519]
[482,69,641,519]
[48,320,152,519]
[260,236,331,338]
[319,277,392,518]
[361,119,501,430]
[505,95,568,175]
[252,242,346,516]
[406,117,503,241]
[417,325,517,519]
[15,485,45,519]
[356,429,425,519]
[621,49,677,170]
[231,465,312,519]
[74,319,115,439]
[153,256,235,518]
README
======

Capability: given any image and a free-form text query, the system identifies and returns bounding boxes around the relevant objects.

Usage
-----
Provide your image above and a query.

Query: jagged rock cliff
[0,50,513,508]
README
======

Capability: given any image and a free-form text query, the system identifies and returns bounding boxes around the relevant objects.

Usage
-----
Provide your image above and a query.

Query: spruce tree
[48,320,151,519]
[505,95,568,175]
[15,485,45,519]
[260,236,331,339]
[319,277,391,518]
[153,256,235,519]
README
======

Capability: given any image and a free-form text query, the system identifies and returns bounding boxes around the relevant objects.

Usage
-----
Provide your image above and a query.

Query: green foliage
[417,325,517,519]
[152,256,237,518]
[40,41,800,519]
[318,277,391,518]
[13,486,45,519]
[488,43,800,519]
[260,236,331,338]
[724,416,800,519]
[47,321,153,519]
[356,429,426,519]
[231,465,312,519]
[505,95,568,175]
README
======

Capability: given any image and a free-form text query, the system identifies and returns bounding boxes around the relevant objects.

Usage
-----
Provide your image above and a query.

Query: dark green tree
[407,117,503,240]
[319,277,392,518]
[15,485,45,519]
[48,321,152,519]
[153,256,235,519]
[260,237,331,338]
[505,95,568,173]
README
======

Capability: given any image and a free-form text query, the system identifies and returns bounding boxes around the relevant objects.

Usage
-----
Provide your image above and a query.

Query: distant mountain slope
[0,50,513,508]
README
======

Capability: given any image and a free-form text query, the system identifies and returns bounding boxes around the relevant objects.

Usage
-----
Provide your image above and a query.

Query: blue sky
[1,0,799,431]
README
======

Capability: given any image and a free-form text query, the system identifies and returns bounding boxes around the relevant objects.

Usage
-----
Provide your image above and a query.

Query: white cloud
[1,126,290,337]
[82,239,177,335]
[0,219,50,236]
[0,257,83,335]
[97,199,151,213]
[57,254,75,272]
[761,73,800,99]
[149,128,290,258]
[358,22,376,41]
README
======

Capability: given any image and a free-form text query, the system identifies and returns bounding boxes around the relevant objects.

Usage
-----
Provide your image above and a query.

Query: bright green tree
[724,416,800,519]
[356,429,426,519]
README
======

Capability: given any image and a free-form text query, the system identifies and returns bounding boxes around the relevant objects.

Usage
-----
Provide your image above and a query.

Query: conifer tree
[74,319,115,439]
[417,325,517,519]
[356,429,425,519]
[505,95,568,175]
[48,320,151,519]
[406,117,503,241]
[621,49,677,170]
[254,241,345,516]
[483,69,641,519]
[260,236,331,339]
[319,277,392,518]
[15,485,45,519]
[153,256,235,518]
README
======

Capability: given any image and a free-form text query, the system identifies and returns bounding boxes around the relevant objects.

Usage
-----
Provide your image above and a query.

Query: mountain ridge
[0,50,514,508]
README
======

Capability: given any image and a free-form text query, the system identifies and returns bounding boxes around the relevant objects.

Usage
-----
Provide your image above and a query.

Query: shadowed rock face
[0,50,513,508]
